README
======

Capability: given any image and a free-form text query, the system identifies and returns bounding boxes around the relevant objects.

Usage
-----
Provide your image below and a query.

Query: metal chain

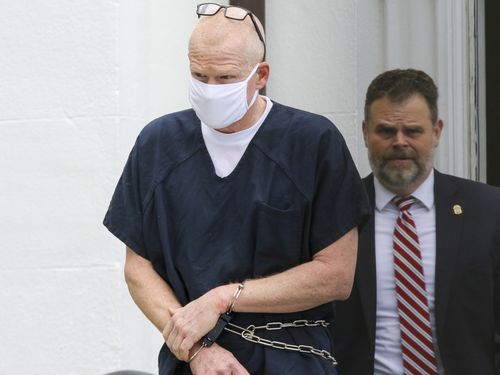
[223,319,337,366]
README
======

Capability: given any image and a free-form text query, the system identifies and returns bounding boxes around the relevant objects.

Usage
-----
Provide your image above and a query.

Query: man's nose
[393,131,409,146]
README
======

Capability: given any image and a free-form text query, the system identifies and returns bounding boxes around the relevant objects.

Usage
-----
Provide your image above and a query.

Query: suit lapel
[357,175,377,348]
[434,170,463,341]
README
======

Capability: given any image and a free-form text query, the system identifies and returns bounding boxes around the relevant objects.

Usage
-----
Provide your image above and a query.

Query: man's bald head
[189,11,265,67]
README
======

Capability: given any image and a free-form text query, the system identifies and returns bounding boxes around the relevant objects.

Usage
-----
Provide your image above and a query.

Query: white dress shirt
[373,170,443,374]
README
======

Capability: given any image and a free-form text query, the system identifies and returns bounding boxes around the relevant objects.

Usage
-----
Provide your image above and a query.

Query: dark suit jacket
[332,170,500,375]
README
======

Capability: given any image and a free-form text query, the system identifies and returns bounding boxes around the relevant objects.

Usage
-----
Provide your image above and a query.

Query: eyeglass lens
[197,3,221,16]
[198,3,248,20]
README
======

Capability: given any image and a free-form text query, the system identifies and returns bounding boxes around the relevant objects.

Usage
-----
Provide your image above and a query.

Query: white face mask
[189,64,260,129]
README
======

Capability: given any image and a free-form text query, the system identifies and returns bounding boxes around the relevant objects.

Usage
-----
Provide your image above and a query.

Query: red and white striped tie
[393,196,438,375]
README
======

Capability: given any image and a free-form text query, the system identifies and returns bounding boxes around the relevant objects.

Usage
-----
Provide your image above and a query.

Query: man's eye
[376,127,396,136]
[405,128,423,136]
[192,72,207,80]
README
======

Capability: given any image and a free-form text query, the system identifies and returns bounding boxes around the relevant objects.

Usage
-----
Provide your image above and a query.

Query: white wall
[355,0,386,176]
[0,1,124,373]
[0,1,203,374]
[0,1,474,374]
[267,0,362,167]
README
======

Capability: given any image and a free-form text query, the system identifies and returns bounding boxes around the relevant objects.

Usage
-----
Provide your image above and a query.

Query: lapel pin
[452,204,463,215]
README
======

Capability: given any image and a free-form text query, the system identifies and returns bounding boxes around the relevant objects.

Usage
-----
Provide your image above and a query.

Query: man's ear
[255,62,270,90]
[362,120,369,147]
[433,119,444,147]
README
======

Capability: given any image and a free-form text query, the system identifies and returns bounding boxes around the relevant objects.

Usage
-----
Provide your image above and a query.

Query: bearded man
[332,68,500,375]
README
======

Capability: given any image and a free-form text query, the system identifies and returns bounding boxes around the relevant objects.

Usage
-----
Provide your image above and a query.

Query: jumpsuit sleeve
[103,140,150,259]
[309,126,371,255]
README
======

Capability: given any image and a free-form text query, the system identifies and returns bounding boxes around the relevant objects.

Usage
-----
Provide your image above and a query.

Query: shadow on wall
[104,371,154,375]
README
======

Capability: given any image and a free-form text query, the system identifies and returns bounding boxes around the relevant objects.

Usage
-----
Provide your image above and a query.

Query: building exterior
[0,1,490,373]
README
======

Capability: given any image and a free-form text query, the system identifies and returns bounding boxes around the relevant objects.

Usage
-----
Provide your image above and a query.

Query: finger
[166,325,180,354]
[163,319,173,341]
[171,328,185,355]
[232,360,250,375]
[234,367,250,375]
[179,337,195,362]
[164,306,180,336]
[165,309,183,345]
[173,323,192,358]
[168,307,178,315]
[176,343,189,361]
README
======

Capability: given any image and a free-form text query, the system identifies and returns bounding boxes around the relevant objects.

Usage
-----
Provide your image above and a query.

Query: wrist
[226,282,245,314]
[188,341,206,363]
[213,282,245,314]
[212,284,235,314]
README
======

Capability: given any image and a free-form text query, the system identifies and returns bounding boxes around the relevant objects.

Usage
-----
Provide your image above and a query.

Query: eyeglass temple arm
[248,14,266,60]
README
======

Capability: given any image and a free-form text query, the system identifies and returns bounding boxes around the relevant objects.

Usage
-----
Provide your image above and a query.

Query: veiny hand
[163,286,230,361]
[190,343,249,375]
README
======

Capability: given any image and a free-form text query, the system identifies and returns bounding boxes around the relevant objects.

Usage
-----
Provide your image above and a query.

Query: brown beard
[368,148,433,191]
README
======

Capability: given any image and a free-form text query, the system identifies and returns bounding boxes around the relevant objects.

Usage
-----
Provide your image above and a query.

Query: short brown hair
[364,69,439,123]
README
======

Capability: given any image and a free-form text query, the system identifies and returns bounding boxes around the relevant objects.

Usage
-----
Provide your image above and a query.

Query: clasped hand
[163,288,223,361]
[163,285,249,373]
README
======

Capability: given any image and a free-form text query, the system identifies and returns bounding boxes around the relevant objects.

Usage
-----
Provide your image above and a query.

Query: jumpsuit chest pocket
[253,201,302,277]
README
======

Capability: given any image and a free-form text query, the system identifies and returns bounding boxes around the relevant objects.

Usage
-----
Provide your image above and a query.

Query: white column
[382,0,478,179]
[435,0,478,179]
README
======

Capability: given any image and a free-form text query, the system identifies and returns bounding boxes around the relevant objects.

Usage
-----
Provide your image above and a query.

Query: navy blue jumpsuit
[104,102,371,374]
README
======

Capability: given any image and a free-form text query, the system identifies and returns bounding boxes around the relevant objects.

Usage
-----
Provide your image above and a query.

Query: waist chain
[201,313,337,366]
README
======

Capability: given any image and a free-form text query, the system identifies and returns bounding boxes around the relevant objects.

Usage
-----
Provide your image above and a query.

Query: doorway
[485,0,500,186]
